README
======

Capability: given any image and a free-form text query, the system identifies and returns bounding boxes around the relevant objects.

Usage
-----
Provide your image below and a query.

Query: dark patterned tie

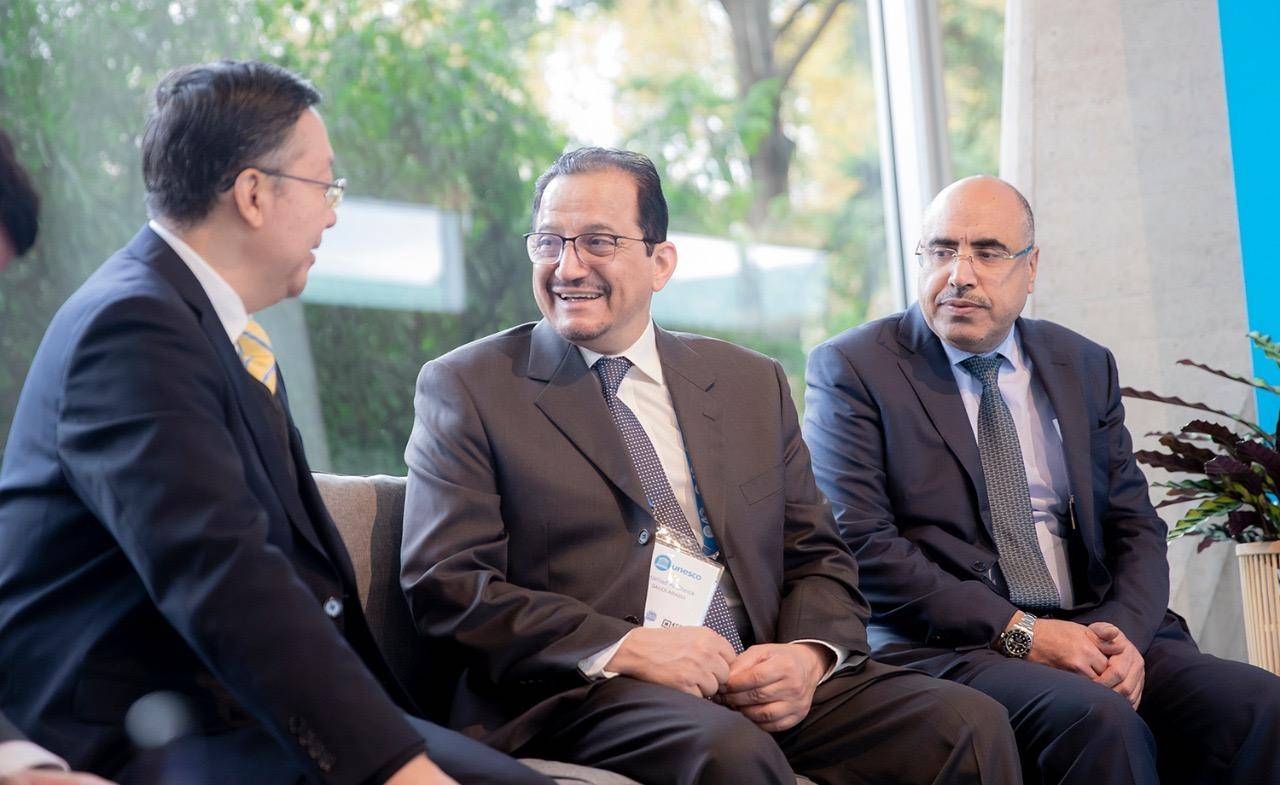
[594,356,745,652]
[960,354,1060,611]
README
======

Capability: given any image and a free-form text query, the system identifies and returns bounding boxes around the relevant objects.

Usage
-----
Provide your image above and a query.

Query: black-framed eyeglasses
[254,167,347,209]
[915,241,1035,269]
[523,232,656,265]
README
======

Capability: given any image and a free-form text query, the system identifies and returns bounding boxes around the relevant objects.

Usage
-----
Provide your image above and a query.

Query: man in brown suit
[400,147,1021,785]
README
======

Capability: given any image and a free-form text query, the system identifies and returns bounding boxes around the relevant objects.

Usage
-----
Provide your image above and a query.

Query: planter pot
[1236,541,1280,676]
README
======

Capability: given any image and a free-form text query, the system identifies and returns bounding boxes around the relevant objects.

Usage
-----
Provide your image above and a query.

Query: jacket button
[323,597,343,618]
[637,528,650,545]
[972,561,988,573]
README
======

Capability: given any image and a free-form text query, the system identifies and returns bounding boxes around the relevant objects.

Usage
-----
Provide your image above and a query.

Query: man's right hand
[0,772,115,785]
[384,755,459,785]
[605,627,736,698]
[1021,617,1108,678]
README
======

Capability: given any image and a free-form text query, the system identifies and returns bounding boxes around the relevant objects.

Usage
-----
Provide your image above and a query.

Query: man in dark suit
[0,60,551,785]
[803,175,1280,785]
[401,147,1021,785]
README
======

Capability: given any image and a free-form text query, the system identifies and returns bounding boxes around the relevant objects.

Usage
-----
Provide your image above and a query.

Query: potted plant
[1122,331,1280,675]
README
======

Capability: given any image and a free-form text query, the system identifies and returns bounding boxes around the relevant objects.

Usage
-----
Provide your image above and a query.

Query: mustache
[935,288,989,308]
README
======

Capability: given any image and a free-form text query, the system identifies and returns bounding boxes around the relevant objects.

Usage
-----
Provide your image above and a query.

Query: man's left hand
[718,642,832,733]
[1088,622,1146,709]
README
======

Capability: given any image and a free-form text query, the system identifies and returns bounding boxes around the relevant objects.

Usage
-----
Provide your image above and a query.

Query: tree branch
[774,0,817,42]
[777,0,844,92]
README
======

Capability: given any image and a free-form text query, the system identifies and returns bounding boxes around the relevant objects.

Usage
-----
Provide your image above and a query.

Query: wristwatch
[997,612,1037,658]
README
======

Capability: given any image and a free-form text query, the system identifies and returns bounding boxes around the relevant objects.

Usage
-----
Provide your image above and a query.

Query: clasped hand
[606,628,831,732]
[1023,617,1145,708]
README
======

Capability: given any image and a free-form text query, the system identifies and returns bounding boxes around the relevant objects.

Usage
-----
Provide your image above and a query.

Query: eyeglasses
[523,232,655,265]
[915,241,1034,269]
[255,167,347,209]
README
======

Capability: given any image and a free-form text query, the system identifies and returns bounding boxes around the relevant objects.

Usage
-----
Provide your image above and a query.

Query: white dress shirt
[941,326,1077,608]
[0,739,68,776]
[148,219,249,346]
[577,320,847,678]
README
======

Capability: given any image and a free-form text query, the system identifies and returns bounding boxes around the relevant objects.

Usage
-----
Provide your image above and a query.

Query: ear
[1025,246,1039,293]
[649,241,678,293]
[230,168,271,229]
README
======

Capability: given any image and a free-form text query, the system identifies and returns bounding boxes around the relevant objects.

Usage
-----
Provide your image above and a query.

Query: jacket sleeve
[56,297,422,785]
[1064,349,1170,651]
[401,358,634,687]
[770,359,872,655]
[804,341,1018,649]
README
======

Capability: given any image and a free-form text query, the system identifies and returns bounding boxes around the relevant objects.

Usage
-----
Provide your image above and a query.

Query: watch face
[1002,628,1032,658]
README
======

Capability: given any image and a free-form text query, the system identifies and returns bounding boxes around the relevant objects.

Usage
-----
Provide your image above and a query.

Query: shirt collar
[577,319,664,386]
[148,219,249,345]
[940,324,1025,372]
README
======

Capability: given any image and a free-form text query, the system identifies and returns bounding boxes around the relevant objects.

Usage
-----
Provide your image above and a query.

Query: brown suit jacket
[401,320,870,751]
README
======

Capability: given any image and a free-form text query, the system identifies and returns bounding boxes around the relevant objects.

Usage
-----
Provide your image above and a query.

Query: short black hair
[0,128,40,256]
[141,59,321,225]
[531,147,668,253]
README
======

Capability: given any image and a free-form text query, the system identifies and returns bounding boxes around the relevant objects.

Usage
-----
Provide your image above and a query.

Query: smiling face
[531,168,676,354]
[917,176,1038,354]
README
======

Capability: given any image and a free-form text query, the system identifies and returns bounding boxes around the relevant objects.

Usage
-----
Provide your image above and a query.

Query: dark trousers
[883,614,1280,785]
[116,713,554,785]
[514,660,1022,785]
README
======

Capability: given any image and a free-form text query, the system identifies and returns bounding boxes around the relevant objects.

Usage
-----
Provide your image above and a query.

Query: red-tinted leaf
[1197,534,1218,553]
[1181,419,1242,450]
[1205,455,1265,496]
[1158,433,1217,465]
[1226,510,1262,538]
[1133,449,1205,474]
[1238,440,1280,486]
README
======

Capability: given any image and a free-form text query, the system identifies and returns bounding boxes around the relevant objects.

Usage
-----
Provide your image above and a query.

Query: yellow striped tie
[236,318,278,395]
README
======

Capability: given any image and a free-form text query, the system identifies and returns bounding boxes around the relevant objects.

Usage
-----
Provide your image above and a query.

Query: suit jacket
[401,320,870,750]
[0,710,25,744]
[0,227,422,784]
[802,305,1170,662]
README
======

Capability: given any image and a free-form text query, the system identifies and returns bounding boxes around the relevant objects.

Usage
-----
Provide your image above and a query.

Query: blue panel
[1218,0,1280,435]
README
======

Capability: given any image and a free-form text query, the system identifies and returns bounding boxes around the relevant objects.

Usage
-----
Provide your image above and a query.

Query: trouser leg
[775,660,1022,785]
[515,676,795,785]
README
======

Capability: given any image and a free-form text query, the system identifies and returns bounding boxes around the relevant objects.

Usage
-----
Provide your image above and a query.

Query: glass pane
[1,0,895,476]
[939,0,1005,178]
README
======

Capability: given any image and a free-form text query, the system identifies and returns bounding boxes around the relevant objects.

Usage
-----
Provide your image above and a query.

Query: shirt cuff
[0,740,70,776]
[790,639,851,683]
[577,630,636,680]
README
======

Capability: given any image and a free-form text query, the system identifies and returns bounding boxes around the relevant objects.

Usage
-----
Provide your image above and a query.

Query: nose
[325,204,338,230]
[555,238,590,280]
[945,253,977,289]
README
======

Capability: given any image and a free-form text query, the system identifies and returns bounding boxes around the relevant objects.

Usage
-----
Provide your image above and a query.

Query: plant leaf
[1120,387,1268,439]
[1205,455,1266,496]
[1176,359,1280,396]
[1226,509,1263,539]
[1158,433,1218,465]
[1197,534,1220,553]
[1134,448,1205,474]
[1181,419,1242,450]
[1249,331,1280,365]
[1237,440,1280,487]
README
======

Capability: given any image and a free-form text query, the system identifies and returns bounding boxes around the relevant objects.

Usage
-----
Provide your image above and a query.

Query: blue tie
[960,354,1060,611]
[594,356,745,652]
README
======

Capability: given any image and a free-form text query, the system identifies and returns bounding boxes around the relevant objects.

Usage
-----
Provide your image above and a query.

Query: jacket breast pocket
[739,464,784,505]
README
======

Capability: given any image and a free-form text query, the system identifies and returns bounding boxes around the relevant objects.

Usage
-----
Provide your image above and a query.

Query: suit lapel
[656,328,731,553]
[895,306,991,535]
[137,226,330,560]
[528,321,651,514]
[1019,318,1097,539]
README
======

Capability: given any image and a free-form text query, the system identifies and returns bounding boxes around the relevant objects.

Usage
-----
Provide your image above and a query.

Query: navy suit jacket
[0,227,421,784]
[803,305,1171,661]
